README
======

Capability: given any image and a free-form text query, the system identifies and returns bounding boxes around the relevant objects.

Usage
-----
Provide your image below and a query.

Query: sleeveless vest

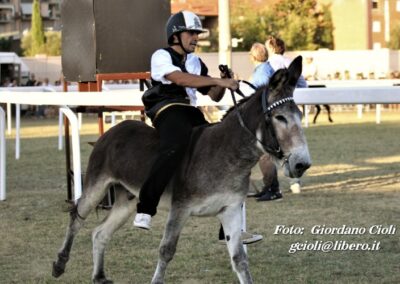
[142,47,192,120]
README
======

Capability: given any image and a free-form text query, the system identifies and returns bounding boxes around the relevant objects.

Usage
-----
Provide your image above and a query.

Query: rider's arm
[166,71,237,102]
[166,71,236,89]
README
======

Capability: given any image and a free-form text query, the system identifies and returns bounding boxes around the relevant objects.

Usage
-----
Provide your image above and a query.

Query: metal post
[60,107,82,203]
[15,104,20,160]
[304,105,309,128]
[78,113,82,130]
[6,103,11,135]
[357,104,363,119]
[58,108,63,150]
[0,106,6,201]
[218,0,232,66]
[376,104,381,124]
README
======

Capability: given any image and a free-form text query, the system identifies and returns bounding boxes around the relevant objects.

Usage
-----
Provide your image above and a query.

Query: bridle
[219,65,295,160]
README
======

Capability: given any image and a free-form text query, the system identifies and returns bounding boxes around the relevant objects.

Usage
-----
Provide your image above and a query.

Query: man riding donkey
[134,10,262,244]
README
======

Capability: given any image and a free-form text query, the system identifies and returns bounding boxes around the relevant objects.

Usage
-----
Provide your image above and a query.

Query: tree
[29,0,45,55]
[0,37,12,52]
[272,0,333,51]
[229,0,334,51]
[313,3,334,50]
[230,8,278,51]
[21,0,61,56]
[44,31,62,56]
[388,22,400,50]
[21,31,61,56]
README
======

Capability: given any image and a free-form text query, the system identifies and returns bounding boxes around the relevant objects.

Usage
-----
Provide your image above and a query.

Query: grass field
[0,110,399,284]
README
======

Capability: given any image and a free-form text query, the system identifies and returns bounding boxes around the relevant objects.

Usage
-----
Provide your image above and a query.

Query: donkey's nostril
[295,162,311,171]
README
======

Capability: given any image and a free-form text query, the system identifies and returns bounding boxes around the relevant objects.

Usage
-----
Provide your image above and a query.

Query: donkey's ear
[287,56,303,86]
[268,68,286,90]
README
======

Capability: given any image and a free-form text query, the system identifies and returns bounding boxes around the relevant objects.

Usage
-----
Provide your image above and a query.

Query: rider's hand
[220,68,234,79]
[221,78,239,91]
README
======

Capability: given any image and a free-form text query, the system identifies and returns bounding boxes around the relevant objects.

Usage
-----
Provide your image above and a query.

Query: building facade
[0,0,61,52]
[172,0,400,50]
[319,0,400,50]
[2,0,400,52]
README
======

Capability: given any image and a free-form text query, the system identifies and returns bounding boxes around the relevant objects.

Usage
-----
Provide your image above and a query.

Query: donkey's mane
[221,88,262,121]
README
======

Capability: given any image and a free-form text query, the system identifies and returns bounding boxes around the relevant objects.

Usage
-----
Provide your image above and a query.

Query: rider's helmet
[166,11,205,45]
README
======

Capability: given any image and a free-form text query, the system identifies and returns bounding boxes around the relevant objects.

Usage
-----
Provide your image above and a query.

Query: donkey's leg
[151,208,190,284]
[52,176,111,278]
[92,187,137,284]
[218,205,253,284]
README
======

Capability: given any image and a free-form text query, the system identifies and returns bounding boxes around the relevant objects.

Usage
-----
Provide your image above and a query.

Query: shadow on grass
[0,118,399,283]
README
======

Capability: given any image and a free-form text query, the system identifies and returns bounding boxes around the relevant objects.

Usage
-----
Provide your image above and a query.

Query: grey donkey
[52,56,311,284]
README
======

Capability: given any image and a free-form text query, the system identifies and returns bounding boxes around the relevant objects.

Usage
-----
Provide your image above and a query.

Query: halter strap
[262,88,295,114]
[219,65,293,159]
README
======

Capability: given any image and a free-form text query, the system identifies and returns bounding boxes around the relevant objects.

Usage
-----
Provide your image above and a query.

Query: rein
[219,65,294,160]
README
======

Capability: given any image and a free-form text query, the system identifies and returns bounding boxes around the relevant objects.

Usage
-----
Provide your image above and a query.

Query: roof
[0,52,30,73]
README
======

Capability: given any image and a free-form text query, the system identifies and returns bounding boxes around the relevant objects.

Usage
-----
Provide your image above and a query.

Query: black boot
[257,187,283,201]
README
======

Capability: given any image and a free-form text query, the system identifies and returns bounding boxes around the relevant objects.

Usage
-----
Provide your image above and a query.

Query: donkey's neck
[200,92,265,172]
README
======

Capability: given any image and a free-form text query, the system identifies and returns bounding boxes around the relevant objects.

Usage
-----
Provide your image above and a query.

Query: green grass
[0,112,399,284]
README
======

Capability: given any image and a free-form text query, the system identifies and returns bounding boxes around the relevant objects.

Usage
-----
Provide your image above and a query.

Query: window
[48,3,61,19]
[397,0,400,11]
[0,5,14,23]
[373,42,382,49]
[372,21,381,32]
[372,0,379,9]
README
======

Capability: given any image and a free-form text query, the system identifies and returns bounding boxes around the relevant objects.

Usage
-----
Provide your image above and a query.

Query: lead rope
[218,65,284,159]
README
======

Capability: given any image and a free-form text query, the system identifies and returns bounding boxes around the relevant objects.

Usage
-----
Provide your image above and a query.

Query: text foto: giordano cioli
[274,224,397,235]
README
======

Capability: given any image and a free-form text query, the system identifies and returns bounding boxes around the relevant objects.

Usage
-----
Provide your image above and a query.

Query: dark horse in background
[52,56,311,284]
[313,105,333,124]
[308,84,333,124]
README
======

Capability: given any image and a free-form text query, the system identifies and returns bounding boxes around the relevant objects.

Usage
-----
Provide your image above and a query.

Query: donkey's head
[259,56,311,178]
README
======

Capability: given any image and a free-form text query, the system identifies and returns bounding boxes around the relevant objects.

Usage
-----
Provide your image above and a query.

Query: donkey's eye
[275,115,287,124]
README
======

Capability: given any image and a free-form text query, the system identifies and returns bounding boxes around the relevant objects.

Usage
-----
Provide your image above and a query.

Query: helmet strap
[177,33,192,54]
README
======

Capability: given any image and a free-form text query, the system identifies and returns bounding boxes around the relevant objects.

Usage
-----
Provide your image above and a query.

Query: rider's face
[178,31,199,53]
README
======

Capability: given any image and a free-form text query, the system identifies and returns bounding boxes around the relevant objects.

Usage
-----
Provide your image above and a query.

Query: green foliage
[388,22,400,50]
[27,0,46,55]
[314,3,335,50]
[230,0,334,51]
[231,9,278,51]
[44,31,62,56]
[20,0,62,56]
[21,31,61,56]
[0,37,12,51]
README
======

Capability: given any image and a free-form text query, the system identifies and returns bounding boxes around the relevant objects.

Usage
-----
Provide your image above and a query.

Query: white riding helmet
[166,11,205,44]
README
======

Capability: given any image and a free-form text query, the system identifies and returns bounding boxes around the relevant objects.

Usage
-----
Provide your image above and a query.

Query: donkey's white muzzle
[283,147,312,178]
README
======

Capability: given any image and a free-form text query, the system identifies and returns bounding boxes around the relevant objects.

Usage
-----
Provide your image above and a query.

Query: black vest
[142,48,191,120]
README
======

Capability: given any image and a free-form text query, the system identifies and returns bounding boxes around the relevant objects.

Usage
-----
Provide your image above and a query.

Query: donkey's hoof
[93,278,113,284]
[52,261,65,278]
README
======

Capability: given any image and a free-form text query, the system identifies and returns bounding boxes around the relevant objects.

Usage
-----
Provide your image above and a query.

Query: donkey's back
[86,120,158,193]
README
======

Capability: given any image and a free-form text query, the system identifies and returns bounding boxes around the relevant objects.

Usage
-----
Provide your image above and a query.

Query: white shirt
[151,49,203,106]
[268,54,292,71]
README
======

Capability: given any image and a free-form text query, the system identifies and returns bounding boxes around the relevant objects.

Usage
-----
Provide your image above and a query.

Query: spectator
[26,73,37,86]
[303,57,318,81]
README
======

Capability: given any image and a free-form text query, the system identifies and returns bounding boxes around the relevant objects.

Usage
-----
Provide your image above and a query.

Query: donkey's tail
[53,176,111,278]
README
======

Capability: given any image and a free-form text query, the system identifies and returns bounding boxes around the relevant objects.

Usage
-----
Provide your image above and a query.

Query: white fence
[1,84,400,202]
